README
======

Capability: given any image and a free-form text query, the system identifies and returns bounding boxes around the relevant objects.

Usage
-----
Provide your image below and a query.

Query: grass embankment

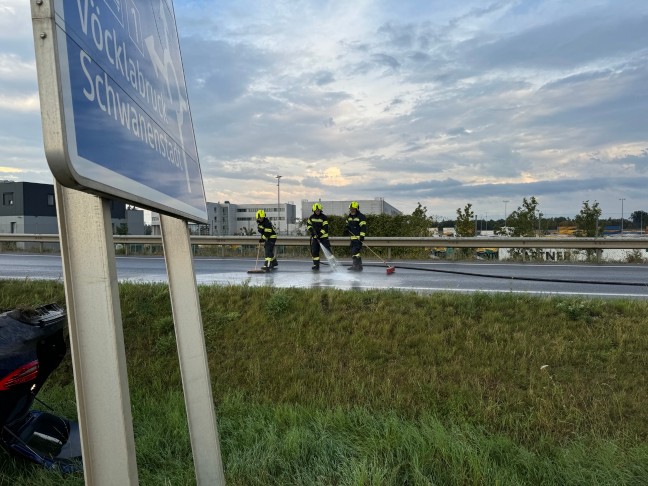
[1,280,647,485]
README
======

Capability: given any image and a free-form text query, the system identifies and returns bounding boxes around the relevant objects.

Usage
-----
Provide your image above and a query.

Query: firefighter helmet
[256,209,265,219]
[312,203,322,212]
[349,201,359,210]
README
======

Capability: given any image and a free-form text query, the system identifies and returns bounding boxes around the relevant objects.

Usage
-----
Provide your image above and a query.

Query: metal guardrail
[1,234,648,249]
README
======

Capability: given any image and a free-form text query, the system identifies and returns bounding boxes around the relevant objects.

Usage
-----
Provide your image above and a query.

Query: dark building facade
[0,181,135,235]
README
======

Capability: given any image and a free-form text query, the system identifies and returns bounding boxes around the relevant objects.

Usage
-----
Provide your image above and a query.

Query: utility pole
[619,198,626,234]
[503,200,509,232]
[276,175,282,235]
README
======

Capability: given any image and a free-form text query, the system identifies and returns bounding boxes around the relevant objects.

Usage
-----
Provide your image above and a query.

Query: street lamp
[619,198,626,234]
[276,175,282,235]
[503,200,509,230]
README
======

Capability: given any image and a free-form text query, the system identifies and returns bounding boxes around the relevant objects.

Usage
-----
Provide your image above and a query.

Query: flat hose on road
[328,262,648,287]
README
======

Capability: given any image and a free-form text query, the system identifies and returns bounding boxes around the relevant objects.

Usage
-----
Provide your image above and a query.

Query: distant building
[151,201,298,236]
[124,206,145,235]
[0,181,145,238]
[150,198,401,236]
[603,225,621,236]
[300,198,402,219]
[0,181,58,235]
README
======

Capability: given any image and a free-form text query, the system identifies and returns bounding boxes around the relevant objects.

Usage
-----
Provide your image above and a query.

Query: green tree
[298,203,437,258]
[302,202,436,239]
[496,197,540,260]
[575,200,602,237]
[631,210,648,231]
[455,203,475,237]
[499,197,539,237]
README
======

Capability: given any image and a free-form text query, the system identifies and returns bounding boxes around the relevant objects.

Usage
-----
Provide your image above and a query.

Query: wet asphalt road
[1,253,647,299]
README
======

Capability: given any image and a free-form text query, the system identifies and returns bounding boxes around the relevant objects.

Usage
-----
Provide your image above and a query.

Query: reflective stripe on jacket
[307,213,330,239]
[257,218,277,240]
[346,211,366,239]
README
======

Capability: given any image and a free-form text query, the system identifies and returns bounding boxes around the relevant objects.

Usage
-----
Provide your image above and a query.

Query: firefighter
[307,203,332,271]
[346,201,366,271]
[256,209,278,271]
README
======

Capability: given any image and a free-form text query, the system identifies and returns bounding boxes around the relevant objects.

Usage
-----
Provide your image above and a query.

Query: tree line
[454,199,648,237]
[298,200,647,240]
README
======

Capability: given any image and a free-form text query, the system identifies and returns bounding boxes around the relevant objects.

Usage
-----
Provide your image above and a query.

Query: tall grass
[1,280,647,485]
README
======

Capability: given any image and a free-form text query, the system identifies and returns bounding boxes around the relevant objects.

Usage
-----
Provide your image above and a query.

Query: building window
[3,192,14,206]
[10,222,16,233]
[47,194,55,206]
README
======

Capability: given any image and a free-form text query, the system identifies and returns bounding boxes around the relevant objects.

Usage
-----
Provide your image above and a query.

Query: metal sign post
[160,215,225,484]
[55,182,139,484]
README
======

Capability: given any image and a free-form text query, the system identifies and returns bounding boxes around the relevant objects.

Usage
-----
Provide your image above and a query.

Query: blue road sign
[44,0,207,221]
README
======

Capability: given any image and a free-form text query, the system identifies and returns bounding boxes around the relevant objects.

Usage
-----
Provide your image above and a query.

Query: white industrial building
[151,198,402,236]
[151,201,298,236]
[300,198,402,219]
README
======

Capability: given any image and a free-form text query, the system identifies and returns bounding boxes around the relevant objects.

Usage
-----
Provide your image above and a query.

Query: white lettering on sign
[80,51,183,169]
[144,0,191,192]
[73,0,190,189]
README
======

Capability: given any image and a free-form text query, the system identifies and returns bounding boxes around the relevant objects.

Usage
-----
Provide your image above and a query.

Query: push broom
[247,244,266,274]
[364,242,396,274]
[348,229,395,274]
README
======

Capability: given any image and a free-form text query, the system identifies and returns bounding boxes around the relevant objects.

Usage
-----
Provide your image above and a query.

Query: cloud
[0,166,23,173]
[0,93,40,113]
[0,0,646,221]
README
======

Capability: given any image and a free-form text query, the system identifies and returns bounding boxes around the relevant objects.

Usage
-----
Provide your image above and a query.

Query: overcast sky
[1,0,647,221]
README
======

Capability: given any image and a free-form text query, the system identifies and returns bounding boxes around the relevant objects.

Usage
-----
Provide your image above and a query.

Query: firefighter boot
[348,256,361,271]
[311,261,320,271]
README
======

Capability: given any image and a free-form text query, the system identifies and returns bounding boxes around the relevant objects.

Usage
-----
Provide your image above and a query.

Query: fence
[1,234,647,262]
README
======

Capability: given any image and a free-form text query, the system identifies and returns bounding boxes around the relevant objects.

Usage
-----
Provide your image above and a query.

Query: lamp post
[503,200,509,231]
[276,175,282,235]
[619,198,625,234]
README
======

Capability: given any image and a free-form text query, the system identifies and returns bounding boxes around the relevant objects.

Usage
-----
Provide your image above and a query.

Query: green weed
[556,299,603,322]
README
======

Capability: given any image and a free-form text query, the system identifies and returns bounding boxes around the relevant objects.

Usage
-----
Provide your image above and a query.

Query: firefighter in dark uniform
[307,203,332,271]
[346,201,366,271]
[256,209,278,271]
